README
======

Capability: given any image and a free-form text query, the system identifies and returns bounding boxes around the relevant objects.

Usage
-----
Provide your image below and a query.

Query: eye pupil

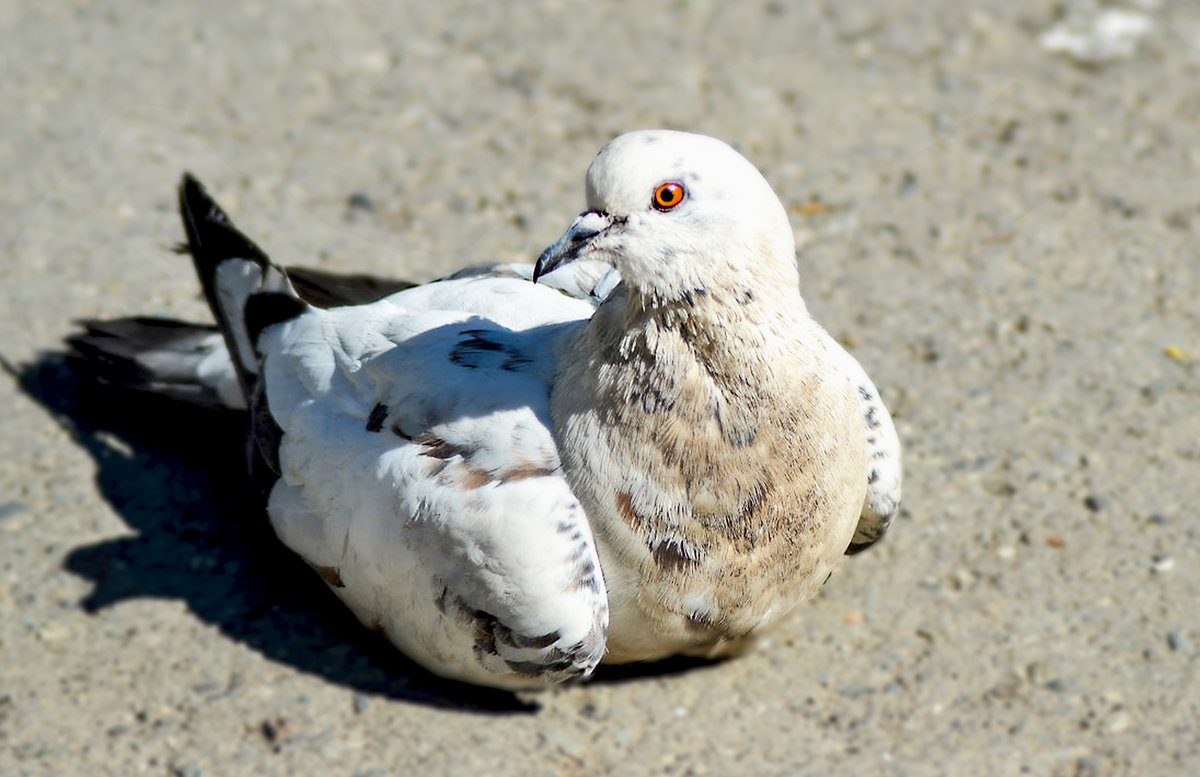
[652,182,685,210]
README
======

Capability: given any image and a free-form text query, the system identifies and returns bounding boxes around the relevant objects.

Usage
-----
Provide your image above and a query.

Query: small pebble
[1166,632,1192,653]
[260,717,295,744]
[0,502,26,522]
[579,701,609,720]
[169,760,204,777]
[346,192,375,212]
[352,693,372,714]
[1051,449,1080,468]
[1083,494,1110,512]
[1075,755,1103,777]
[1141,380,1167,401]
[1106,711,1132,734]
[541,729,585,761]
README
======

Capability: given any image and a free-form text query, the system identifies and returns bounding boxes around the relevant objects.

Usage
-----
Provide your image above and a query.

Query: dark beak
[533,211,613,283]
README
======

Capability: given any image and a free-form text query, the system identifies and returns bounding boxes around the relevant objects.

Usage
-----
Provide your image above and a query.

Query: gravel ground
[3,2,1199,775]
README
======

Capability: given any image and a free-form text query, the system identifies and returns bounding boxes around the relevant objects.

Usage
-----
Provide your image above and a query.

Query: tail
[66,175,312,416]
[65,317,243,410]
[177,173,306,401]
[67,175,419,414]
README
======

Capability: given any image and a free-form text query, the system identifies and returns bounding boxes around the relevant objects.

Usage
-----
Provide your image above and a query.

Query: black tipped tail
[178,173,274,296]
[65,317,242,410]
[177,174,305,401]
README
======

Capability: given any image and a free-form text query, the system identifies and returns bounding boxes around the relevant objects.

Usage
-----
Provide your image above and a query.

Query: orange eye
[651,182,686,211]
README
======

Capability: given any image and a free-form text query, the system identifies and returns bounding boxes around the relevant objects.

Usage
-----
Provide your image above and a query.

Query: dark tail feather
[285,265,417,308]
[178,174,273,310]
[65,317,238,410]
[177,174,305,400]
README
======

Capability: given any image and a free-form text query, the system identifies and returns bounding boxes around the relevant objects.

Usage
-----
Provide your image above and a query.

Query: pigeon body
[69,130,901,689]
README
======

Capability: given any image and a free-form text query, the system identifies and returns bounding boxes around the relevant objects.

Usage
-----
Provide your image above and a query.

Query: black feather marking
[452,598,591,679]
[243,293,308,347]
[459,330,505,351]
[502,354,532,371]
[76,317,220,346]
[504,658,573,676]
[365,402,388,433]
[67,318,219,380]
[464,606,502,659]
[177,174,300,402]
[568,572,602,594]
[509,629,562,650]
[285,265,417,308]
[178,174,273,310]
[845,523,891,555]
[65,317,229,409]
[414,433,469,460]
[448,329,531,372]
[864,403,882,430]
[448,331,504,370]
[574,559,596,583]
[246,379,283,496]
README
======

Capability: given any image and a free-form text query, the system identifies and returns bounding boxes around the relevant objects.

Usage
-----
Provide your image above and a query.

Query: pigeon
[68,130,901,690]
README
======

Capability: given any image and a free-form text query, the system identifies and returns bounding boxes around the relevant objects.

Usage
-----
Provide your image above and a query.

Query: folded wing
[257,280,610,688]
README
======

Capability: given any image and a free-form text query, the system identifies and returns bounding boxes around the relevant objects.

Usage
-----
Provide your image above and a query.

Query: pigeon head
[534,130,800,306]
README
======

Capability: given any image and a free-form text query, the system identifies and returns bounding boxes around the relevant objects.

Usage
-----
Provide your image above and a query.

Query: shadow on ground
[13,355,537,713]
[11,354,720,712]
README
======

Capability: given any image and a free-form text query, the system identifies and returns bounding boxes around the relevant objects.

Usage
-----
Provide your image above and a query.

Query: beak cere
[533,211,613,283]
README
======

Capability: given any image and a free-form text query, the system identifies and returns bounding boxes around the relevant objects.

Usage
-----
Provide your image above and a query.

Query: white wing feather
[258,274,609,688]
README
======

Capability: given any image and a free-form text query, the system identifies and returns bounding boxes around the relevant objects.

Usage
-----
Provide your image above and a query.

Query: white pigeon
[69,130,901,690]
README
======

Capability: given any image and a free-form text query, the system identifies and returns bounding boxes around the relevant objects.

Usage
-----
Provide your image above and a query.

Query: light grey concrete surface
[2,2,1199,775]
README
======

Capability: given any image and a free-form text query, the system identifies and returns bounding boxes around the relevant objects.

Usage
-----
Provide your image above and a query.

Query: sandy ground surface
[2,1,1199,775]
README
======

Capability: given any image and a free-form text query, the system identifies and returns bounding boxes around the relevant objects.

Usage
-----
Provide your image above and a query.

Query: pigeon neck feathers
[550,129,858,550]
[564,130,815,396]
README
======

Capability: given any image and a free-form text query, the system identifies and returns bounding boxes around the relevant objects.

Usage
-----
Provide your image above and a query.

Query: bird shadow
[9,353,720,712]
[9,354,535,714]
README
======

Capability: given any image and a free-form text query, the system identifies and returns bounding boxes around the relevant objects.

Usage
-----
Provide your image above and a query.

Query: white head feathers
[535,130,800,306]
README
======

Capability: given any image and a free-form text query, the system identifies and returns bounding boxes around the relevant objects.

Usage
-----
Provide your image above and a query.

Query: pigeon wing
[257,276,609,689]
[832,345,903,554]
